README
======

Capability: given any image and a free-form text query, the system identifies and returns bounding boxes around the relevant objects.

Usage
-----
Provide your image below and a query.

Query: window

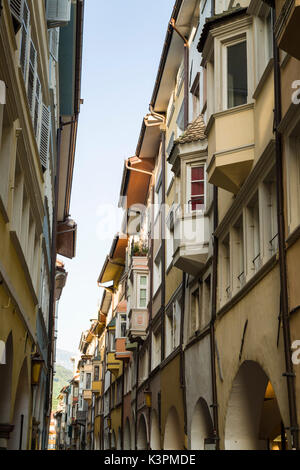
[152,327,161,370]
[191,72,200,120]
[233,215,245,290]
[85,373,91,390]
[227,40,248,108]
[286,134,300,234]
[138,275,147,308]
[188,165,205,212]
[246,193,261,275]
[221,233,231,303]
[176,102,185,137]
[109,330,115,352]
[261,167,278,257]
[190,288,200,336]
[94,366,100,382]
[119,314,127,338]
[165,300,181,356]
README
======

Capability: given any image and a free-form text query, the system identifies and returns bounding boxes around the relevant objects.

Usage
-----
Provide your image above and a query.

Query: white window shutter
[27,40,37,115]
[46,0,71,28]
[19,1,30,80]
[49,28,60,61]
[34,77,41,138]
[9,0,24,24]
[39,104,51,170]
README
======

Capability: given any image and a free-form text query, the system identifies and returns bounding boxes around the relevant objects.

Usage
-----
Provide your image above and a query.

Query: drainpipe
[170,19,189,128]
[161,127,166,363]
[272,8,299,450]
[210,185,219,449]
[121,362,125,450]
[134,344,140,450]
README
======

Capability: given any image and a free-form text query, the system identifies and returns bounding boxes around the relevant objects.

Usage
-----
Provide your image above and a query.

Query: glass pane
[191,181,204,196]
[140,276,147,285]
[192,166,204,181]
[191,196,204,211]
[227,41,247,108]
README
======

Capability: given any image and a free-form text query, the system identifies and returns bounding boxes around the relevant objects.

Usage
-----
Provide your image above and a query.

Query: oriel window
[227,41,248,108]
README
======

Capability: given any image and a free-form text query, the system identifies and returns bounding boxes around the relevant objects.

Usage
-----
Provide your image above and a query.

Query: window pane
[227,41,247,108]
[191,181,204,196]
[191,196,204,211]
[192,166,204,181]
[140,276,147,286]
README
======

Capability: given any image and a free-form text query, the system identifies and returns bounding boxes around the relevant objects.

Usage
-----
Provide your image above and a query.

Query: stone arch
[190,398,214,450]
[137,413,148,450]
[150,410,160,450]
[124,418,131,450]
[8,357,30,450]
[0,332,13,424]
[225,360,284,450]
[163,407,184,450]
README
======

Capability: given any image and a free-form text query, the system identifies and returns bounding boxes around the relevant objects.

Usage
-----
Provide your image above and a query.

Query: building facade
[73,0,300,451]
[0,0,84,450]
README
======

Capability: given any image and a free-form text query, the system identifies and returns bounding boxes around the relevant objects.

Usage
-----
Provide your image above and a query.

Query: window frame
[223,37,248,110]
[186,162,206,213]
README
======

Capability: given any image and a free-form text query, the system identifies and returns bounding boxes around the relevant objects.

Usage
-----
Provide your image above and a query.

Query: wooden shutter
[20,1,30,79]
[27,40,37,115]
[46,0,71,28]
[9,0,24,24]
[39,104,51,170]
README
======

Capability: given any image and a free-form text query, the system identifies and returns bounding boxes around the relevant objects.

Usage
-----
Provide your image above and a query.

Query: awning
[97,235,128,289]
[56,218,77,259]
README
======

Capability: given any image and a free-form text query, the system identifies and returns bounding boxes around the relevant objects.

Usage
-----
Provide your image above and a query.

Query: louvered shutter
[27,40,37,115]
[9,0,24,24]
[49,28,60,61]
[20,1,30,80]
[46,0,71,28]
[33,77,41,138]
[39,104,51,170]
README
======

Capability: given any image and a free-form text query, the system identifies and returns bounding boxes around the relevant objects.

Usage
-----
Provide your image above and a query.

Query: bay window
[226,40,248,108]
[188,164,205,212]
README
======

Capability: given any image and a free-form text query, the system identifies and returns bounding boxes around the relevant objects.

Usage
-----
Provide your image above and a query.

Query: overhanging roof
[150,0,199,113]
[97,235,128,288]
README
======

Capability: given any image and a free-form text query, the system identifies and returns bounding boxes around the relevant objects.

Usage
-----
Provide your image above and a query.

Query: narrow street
[0,0,300,454]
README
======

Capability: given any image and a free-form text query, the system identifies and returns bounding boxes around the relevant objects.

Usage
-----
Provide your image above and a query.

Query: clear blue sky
[57,0,175,353]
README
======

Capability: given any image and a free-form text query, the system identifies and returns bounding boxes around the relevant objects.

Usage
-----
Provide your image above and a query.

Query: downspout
[272,7,299,450]
[134,344,140,450]
[210,185,219,449]
[121,361,125,450]
[161,127,166,363]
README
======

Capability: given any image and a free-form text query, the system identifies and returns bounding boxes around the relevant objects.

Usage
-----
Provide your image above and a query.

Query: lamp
[31,357,44,385]
[144,391,152,408]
